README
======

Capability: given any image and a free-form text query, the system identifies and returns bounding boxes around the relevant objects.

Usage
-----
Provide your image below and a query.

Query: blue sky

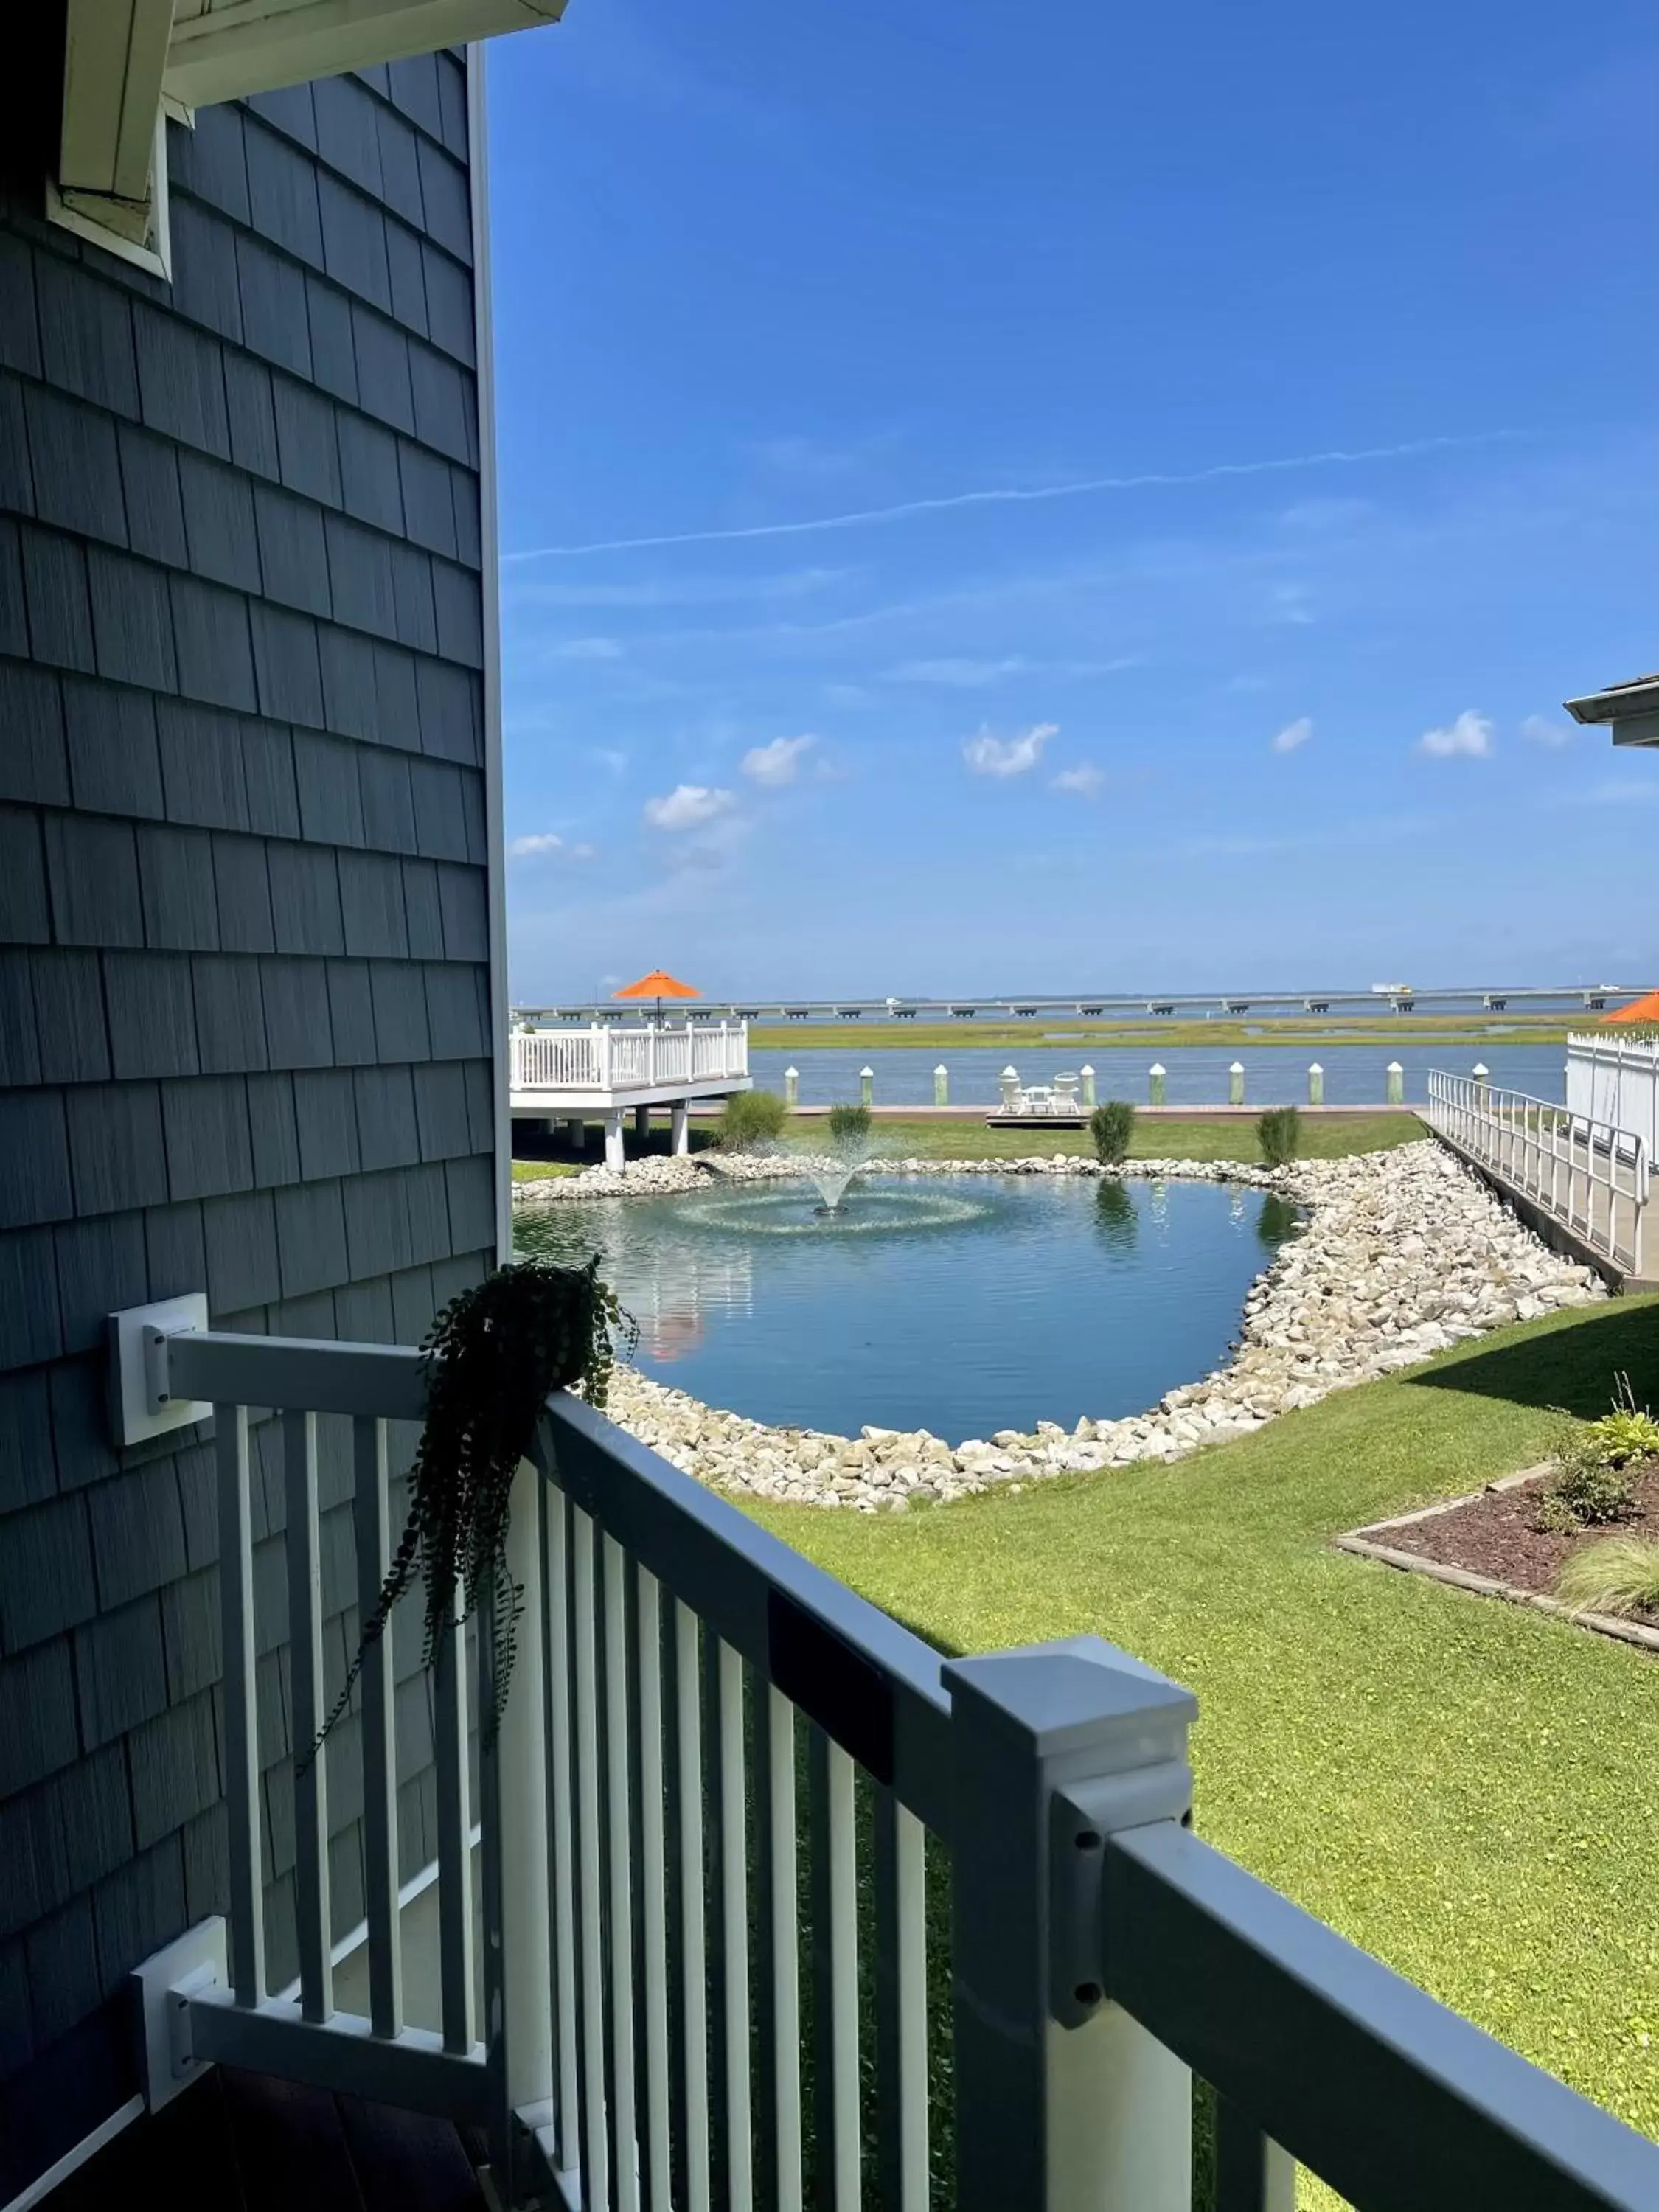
[486,1,1659,1001]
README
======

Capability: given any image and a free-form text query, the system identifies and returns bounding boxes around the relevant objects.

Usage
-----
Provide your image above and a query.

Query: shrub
[1557,1536,1659,1618]
[719,1089,787,1150]
[1545,1458,1636,1528]
[1580,1373,1659,1467]
[827,1101,872,1151]
[1256,1106,1302,1167]
[1536,1377,1659,1529]
[1089,1099,1136,1166]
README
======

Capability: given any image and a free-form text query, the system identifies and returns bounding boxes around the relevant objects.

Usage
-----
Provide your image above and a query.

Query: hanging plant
[305,1256,635,1768]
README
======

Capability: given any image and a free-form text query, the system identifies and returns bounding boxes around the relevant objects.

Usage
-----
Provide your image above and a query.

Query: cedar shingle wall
[0,51,495,2195]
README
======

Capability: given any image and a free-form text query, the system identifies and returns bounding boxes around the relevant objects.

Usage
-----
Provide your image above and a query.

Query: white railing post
[596,1026,609,1091]
[945,1638,1196,2212]
[480,1457,553,2197]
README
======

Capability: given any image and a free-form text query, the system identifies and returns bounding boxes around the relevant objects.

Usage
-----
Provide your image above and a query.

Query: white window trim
[46,103,173,282]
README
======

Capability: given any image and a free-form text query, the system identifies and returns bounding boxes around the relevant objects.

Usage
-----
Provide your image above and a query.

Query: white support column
[945,1638,1195,2212]
[604,1110,625,1172]
[670,1100,689,1156]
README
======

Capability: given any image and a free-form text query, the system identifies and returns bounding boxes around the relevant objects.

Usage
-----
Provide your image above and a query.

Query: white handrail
[509,1024,749,1093]
[1424,1068,1649,1276]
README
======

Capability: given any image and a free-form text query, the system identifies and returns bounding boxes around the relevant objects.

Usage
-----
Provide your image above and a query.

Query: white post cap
[1309,1062,1324,1073]
[1229,1061,1245,1073]
[1003,1065,1019,1077]
[1081,1064,1094,1076]
[1386,1060,1403,1072]
[785,1066,798,1078]
[934,1062,948,1074]
[1473,1062,1489,1076]
[860,1065,874,1077]
[1149,1062,1166,1075]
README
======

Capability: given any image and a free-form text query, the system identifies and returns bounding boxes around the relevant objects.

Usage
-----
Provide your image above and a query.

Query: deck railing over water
[512,1025,749,1093]
[1425,1068,1649,1278]
[119,1306,1659,2209]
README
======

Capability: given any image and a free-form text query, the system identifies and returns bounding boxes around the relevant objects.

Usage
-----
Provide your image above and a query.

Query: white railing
[1567,1032,1659,1159]
[510,1024,748,1093]
[1425,1069,1649,1278]
[121,1309,1659,2209]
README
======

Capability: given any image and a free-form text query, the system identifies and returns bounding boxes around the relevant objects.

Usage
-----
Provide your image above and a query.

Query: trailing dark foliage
[306,1257,633,1767]
[1090,1099,1137,1165]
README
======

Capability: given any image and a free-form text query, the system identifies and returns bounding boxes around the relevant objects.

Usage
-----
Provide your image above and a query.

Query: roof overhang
[52,0,563,272]
[1565,674,1659,749]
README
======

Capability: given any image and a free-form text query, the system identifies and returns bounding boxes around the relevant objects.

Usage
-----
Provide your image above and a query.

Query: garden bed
[1340,1460,1659,1649]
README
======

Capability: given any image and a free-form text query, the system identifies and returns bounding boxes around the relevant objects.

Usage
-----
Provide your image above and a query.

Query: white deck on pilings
[508,1023,751,1122]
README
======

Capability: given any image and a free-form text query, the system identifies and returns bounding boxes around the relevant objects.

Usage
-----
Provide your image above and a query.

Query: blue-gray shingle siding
[0,49,496,2197]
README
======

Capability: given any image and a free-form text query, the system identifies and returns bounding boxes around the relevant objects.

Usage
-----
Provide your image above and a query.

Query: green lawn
[750,1014,1574,1053]
[511,1113,1421,1178]
[851,1110,1422,1164]
[748,1296,1659,2155]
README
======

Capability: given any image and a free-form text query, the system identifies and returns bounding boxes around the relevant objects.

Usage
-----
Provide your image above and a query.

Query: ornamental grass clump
[1089,1099,1136,1166]
[1557,1536,1659,1620]
[308,1257,633,1767]
[827,1101,872,1152]
[1256,1106,1302,1167]
[719,1088,788,1150]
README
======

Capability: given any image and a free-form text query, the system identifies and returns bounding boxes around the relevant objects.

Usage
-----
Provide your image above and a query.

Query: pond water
[751,1043,1568,1109]
[516,1172,1297,1442]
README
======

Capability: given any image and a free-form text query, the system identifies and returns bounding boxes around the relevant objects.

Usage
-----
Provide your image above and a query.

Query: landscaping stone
[522,1140,1606,1512]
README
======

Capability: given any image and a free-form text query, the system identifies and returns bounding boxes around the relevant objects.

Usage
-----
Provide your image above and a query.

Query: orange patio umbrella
[613,968,700,1022]
[1604,989,1659,1026]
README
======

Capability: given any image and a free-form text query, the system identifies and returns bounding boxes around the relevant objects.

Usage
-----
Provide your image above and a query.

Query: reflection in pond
[1093,1177,1138,1253]
[518,1173,1298,1441]
[1256,1192,1304,1251]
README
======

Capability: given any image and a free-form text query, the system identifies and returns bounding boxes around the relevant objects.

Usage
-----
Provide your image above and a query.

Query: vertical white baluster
[434,1586,475,2054]
[605,1537,639,2212]
[676,1603,711,2212]
[218,1402,264,2004]
[637,1573,672,2210]
[768,1690,803,2212]
[719,1641,752,2212]
[574,1511,610,2212]
[353,1416,400,2038]
[826,1741,860,2212]
[543,1483,581,2178]
[285,1408,331,2023]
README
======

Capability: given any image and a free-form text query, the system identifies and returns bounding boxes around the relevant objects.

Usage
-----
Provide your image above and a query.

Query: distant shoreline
[746,1012,1579,1051]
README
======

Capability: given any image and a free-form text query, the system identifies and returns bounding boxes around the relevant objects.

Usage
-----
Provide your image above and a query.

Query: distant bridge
[512,984,1641,1025]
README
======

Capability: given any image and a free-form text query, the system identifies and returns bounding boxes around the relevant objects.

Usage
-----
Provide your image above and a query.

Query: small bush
[1256,1106,1302,1167]
[1557,1536,1659,1618]
[827,1102,872,1151]
[1537,1377,1659,1529]
[1581,1373,1659,1467]
[719,1089,787,1150]
[1090,1099,1136,1166]
[1546,1458,1636,1527]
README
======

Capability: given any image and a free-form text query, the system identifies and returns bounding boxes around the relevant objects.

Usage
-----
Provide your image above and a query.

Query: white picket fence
[1567,1032,1659,1158]
[511,1024,748,1093]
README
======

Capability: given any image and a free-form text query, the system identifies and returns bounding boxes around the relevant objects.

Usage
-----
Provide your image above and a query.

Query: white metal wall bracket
[130,1917,227,2110]
[107,1293,210,1447]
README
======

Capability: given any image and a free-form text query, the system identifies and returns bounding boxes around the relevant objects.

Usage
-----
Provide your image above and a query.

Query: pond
[515,1172,1297,1442]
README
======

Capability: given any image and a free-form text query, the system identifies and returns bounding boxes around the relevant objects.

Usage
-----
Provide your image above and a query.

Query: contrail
[502,433,1506,562]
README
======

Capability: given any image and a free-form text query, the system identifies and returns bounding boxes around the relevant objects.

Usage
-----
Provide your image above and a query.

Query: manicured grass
[849,1110,1422,1164]
[748,1297,1659,2157]
[510,1158,582,1180]
[751,1014,1574,1053]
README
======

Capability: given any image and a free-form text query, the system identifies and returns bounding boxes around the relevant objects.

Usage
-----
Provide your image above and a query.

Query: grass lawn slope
[752,1296,1659,2148]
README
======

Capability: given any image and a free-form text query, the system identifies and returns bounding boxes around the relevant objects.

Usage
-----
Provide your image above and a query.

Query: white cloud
[741,734,815,787]
[1051,763,1105,798]
[1271,717,1313,754]
[963,721,1057,778]
[552,636,623,660]
[1417,709,1495,759]
[509,832,594,860]
[1522,713,1573,748]
[643,784,735,831]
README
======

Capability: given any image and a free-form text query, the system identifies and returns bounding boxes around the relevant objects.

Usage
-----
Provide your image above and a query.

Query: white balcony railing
[1425,1068,1649,1279]
[121,1307,1659,2210]
[1567,1032,1659,1159]
[511,1024,748,1093]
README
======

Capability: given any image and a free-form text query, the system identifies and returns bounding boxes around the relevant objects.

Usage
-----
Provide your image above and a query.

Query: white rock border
[514,1141,1606,1512]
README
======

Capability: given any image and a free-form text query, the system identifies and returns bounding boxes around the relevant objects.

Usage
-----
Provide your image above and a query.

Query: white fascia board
[60,0,177,200]
[162,0,563,109]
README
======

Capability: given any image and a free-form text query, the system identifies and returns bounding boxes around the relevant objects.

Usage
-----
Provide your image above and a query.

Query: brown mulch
[1363,1459,1659,1617]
